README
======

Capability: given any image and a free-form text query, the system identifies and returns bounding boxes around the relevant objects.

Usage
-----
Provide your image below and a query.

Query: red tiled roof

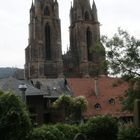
[67,76,132,118]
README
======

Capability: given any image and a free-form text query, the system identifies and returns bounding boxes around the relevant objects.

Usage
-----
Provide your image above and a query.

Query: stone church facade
[25,0,106,80]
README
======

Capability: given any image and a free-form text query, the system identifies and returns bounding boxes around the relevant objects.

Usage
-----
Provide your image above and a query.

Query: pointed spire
[92,0,97,11]
[73,0,91,9]
[92,0,98,21]
[31,0,34,8]
[30,0,34,12]
[71,1,73,8]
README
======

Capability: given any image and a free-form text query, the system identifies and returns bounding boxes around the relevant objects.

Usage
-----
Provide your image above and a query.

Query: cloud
[0,0,140,68]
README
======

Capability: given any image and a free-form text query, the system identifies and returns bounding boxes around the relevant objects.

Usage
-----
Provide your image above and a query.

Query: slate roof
[30,78,72,98]
[0,77,72,98]
[0,77,46,97]
[67,76,132,118]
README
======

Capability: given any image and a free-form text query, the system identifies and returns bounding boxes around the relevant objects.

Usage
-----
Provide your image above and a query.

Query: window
[45,23,51,60]
[85,11,90,20]
[109,98,115,105]
[94,103,101,110]
[86,27,92,61]
[35,81,41,89]
[44,6,50,16]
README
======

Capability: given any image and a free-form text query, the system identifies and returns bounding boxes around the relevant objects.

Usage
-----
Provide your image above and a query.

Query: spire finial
[31,0,34,7]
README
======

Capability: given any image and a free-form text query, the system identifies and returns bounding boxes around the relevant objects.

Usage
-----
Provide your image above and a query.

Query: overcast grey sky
[0,0,140,68]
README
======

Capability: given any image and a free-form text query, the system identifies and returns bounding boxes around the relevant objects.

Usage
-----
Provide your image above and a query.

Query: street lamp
[18,84,27,103]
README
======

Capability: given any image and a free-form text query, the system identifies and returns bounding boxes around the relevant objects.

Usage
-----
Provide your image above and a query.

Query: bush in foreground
[118,123,140,140]
[55,123,79,140]
[30,125,65,140]
[81,116,118,140]
[0,91,32,140]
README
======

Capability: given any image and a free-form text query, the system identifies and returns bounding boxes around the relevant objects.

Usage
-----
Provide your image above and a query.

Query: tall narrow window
[86,27,92,61]
[85,11,89,20]
[44,6,50,16]
[45,24,51,60]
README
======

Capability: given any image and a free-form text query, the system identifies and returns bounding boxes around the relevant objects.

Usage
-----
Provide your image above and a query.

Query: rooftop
[67,76,132,118]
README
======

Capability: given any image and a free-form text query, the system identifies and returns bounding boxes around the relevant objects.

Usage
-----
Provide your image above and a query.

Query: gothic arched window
[45,24,51,60]
[44,6,50,16]
[85,11,90,20]
[86,27,92,61]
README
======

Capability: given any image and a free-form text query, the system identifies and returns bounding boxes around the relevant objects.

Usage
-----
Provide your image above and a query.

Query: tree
[53,95,88,123]
[121,78,140,111]
[72,96,88,122]
[101,28,140,111]
[101,28,140,78]
[89,41,108,76]
[81,116,118,140]
[53,95,73,121]
[0,91,32,140]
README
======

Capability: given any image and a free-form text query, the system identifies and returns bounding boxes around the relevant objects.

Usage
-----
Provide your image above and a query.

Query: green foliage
[101,27,140,78]
[0,90,4,96]
[102,28,140,111]
[81,116,118,140]
[30,125,66,140]
[118,123,140,140]
[55,123,79,140]
[53,95,73,110]
[53,95,73,120]
[89,42,108,76]
[53,95,88,123]
[121,78,140,111]
[0,91,32,140]
[72,96,88,122]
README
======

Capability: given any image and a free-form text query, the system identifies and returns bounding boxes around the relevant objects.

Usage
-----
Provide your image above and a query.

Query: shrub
[0,92,32,140]
[55,123,79,140]
[118,123,140,140]
[30,125,65,140]
[81,116,118,140]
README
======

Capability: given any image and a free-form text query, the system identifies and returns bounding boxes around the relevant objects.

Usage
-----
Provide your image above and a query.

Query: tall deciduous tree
[0,91,32,140]
[101,28,140,78]
[101,28,140,111]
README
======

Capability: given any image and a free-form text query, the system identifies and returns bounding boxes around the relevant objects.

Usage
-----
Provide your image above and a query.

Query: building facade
[25,0,63,79]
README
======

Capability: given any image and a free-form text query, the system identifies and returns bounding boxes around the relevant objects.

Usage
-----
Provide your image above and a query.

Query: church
[25,0,106,79]
[0,0,132,125]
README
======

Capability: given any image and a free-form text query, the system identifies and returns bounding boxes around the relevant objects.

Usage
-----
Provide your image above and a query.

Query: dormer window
[44,6,50,16]
[94,103,101,110]
[109,98,115,105]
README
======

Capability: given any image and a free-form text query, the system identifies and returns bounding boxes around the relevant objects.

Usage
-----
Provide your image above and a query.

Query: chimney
[94,77,99,97]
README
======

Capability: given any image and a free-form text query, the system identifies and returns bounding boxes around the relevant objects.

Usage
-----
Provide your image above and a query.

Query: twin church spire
[25,0,105,79]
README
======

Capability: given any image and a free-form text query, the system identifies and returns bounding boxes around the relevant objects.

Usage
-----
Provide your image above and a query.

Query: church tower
[69,0,106,77]
[25,0,63,79]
